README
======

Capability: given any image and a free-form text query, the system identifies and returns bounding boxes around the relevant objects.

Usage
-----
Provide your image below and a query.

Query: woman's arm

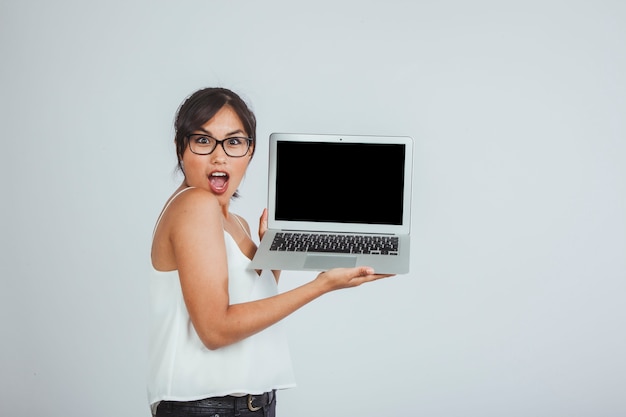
[170,189,392,350]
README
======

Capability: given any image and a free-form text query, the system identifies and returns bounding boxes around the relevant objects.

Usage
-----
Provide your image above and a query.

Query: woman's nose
[211,144,228,162]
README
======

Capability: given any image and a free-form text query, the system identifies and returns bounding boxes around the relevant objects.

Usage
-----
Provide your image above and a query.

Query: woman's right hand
[314,266,394,292]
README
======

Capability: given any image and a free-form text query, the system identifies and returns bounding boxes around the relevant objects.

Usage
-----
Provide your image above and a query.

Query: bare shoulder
[170,187,219,211]
[152,188,225,271]
[158,188,221,235]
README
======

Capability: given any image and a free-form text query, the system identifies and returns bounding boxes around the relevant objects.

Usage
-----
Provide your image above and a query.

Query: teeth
[211,172,227,177]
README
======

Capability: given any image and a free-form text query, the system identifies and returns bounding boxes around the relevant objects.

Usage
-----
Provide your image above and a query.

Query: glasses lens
[223,137,250,157]
[189,135,216,155]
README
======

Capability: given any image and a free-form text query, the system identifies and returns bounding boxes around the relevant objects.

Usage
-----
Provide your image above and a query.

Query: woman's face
[181,105,253,206]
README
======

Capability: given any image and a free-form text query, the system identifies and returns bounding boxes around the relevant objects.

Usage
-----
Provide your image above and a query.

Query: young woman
[148,87,393,416]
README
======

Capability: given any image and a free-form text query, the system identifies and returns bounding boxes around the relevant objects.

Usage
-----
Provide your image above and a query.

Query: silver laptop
[250,133,413,274]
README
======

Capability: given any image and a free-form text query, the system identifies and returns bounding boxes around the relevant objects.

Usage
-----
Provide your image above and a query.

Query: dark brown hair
[174,87,257,172]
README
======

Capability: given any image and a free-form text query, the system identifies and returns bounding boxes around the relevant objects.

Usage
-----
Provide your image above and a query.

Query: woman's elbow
[198,330,235,350]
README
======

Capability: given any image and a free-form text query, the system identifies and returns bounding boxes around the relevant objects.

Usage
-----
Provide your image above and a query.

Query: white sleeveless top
[148,188,295,413]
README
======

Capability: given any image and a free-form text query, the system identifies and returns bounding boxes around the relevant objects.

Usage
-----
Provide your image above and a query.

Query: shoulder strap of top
[232,214,252,240]
[153,187,195,236]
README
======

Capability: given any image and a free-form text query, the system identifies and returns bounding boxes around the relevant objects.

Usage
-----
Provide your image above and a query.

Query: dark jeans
[156,392,276,417]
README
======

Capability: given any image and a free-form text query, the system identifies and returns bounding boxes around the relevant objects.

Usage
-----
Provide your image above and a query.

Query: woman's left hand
[258,208,269,241]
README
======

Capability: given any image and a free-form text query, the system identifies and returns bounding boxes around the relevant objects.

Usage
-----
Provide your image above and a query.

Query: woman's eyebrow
[194,129,246,137]
[224,129,247,137]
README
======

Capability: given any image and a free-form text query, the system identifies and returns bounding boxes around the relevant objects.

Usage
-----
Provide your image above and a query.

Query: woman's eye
[227,138,244,145]
[196,136,211,144]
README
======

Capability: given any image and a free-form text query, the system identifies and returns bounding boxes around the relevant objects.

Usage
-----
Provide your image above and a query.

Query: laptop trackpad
[304,255,357,269]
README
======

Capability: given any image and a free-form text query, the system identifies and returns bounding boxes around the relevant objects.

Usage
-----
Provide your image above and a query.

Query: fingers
[358,266,375,276]
[353,268,395,284]
[329,266,394,279]
[355,266,394,279]
[319,266,395,291]
[258,208,268,240]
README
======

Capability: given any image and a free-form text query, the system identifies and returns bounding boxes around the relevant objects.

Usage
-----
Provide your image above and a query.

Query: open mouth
[209,171,229,194]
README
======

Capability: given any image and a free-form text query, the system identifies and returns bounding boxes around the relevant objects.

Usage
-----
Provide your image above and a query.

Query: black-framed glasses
[186,134,253,157]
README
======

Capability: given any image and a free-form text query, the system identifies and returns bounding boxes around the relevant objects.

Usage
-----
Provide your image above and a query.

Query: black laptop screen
[274,141,405,225]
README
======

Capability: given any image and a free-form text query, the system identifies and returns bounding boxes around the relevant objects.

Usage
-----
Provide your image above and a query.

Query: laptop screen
[274,141,406,225]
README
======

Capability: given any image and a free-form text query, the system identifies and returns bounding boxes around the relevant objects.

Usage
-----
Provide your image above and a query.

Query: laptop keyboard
[269,232,399,255]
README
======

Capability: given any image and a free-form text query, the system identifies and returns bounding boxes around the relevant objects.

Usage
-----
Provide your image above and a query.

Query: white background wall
[1,1,625,416]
